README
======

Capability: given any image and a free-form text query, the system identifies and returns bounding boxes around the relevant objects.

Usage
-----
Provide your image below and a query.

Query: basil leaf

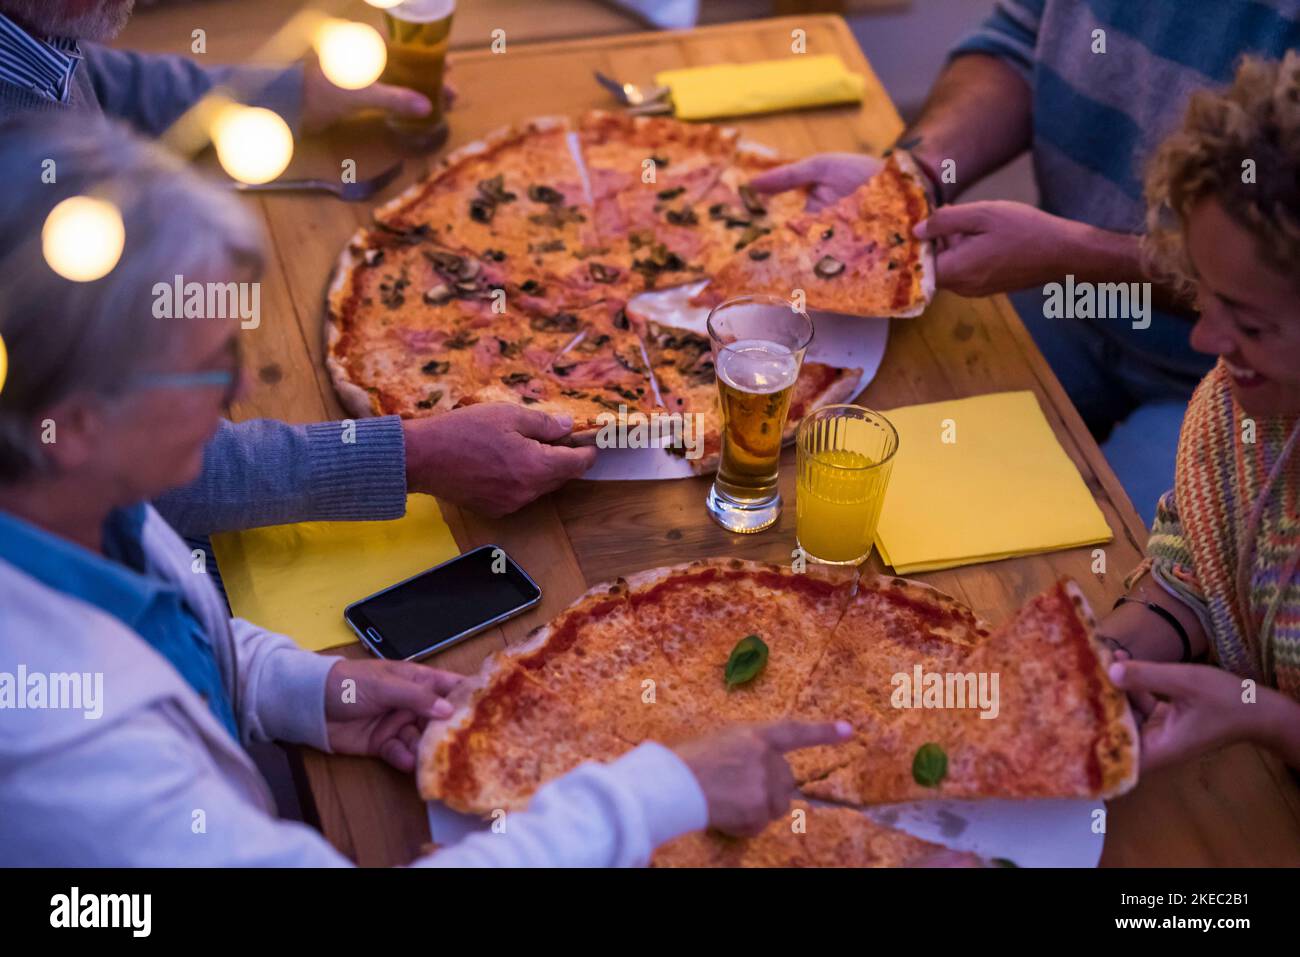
[725,634,769,688]
[991,858,1018,868]
[911,742,948,787]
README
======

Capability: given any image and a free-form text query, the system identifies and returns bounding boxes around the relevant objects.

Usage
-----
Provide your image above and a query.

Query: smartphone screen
[343,545,541,661]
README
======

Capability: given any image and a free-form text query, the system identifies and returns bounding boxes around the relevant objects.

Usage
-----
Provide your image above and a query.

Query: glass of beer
[380,0,455,150]
[795,405,898,564]
[705,295,813,534]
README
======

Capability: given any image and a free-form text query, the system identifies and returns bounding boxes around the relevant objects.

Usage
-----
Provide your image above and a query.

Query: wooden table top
[217,14,1300,867]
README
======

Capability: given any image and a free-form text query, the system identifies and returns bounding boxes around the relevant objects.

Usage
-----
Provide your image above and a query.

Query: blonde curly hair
[1145,51,1300,297]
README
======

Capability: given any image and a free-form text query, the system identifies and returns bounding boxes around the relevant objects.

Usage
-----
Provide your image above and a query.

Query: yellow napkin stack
[212,495,460,652]
[654,55,866,120]
[874,391,1113,574]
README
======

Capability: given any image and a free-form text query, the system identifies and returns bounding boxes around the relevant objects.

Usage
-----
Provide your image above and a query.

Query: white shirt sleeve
[416,743,709,868]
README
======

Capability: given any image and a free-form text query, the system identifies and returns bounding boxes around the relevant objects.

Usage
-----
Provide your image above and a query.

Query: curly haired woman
[1096,52,1300,773]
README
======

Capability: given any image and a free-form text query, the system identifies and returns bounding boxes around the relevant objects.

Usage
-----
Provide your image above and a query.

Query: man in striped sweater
[0,1,596,543]
[756,0,1300,526]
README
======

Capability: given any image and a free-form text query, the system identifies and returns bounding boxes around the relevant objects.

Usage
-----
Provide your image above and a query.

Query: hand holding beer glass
[705,296,814,533]
[378,0,455,149]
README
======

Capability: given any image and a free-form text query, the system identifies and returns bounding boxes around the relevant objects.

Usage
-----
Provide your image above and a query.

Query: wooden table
[214,15,1300,866]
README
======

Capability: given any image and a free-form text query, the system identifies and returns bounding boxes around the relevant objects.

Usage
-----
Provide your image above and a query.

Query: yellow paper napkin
[211,495,460,652]
[654,55,866,120]
[874,391,1112,574]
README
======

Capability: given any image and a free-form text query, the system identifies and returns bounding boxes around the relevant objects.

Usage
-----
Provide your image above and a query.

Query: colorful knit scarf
[1139,360,1300,700]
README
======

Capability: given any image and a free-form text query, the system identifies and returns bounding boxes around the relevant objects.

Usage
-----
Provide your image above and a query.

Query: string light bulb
[211,105,294,185]
[314,19,387,91]
[41,196,125,283]
[0,331,8,396]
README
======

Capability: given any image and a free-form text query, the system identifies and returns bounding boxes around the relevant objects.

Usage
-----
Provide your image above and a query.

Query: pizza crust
[887,149,937,318]
[1061,579,1140,799]
[415,649,511,802]
[324,227,385,419]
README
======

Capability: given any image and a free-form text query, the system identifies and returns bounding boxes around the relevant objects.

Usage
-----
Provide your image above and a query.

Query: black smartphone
[343,545,542,661]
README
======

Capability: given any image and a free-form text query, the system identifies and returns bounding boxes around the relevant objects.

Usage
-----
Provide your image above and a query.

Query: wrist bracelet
[892,137,946,207]
[1113,596,1193,662]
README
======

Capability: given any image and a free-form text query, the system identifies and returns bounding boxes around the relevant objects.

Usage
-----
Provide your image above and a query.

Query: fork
[231,160,405,201]
[593,71,672,115]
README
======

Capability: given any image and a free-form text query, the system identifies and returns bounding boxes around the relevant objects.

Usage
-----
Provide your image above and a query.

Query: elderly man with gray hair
[0,0,591,537]
[0,113,851,867]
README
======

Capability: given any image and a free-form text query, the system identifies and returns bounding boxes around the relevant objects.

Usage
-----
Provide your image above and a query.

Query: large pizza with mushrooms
[416,559,1138,868]
[325,113,933,472]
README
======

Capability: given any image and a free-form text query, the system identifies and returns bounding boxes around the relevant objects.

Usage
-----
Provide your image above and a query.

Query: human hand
[749,152,885,212]
[914,200,1078,297]
[403,403,596,517]
[324,659,464,772]
[301,59,434,133]
[1108,660,1263,772]
[673,719,852,836]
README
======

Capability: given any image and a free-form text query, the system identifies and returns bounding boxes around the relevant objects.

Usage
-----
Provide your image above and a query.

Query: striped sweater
[1137,361,1300,699]
[951,0,1300,378]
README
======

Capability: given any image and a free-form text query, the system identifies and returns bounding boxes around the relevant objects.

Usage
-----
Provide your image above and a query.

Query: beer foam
[389,0,455,23]
[716,339,799,394]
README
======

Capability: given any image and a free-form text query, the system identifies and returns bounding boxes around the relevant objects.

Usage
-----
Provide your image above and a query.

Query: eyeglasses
[128,337,244,410]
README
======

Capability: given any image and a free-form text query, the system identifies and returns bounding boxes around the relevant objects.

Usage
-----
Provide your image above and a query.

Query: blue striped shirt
[0,13,82,104]
[951,0,1300,375]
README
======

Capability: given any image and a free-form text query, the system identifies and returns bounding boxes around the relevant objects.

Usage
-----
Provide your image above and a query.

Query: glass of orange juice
[795,405,898,565]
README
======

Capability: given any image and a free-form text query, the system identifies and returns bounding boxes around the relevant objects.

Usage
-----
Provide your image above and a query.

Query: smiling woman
[1145,51,1300,419]
[1090,53,1300,778]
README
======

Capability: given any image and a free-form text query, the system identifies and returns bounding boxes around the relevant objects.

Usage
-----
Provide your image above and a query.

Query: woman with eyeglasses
[0,113,850,867]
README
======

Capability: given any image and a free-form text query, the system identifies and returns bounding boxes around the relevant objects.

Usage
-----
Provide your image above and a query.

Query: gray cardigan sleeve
[152,417,409,537]
[80,43,303,136]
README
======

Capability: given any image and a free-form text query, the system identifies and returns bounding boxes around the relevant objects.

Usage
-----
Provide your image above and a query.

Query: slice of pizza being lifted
[691,152,935,318]
[799,579,1139,806]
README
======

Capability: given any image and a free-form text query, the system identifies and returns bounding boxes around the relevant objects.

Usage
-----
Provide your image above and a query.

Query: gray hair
[0,112,265,482]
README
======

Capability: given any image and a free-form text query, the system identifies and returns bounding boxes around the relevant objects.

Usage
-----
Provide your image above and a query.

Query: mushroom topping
[814,255,845,279]
[423,284,453,305]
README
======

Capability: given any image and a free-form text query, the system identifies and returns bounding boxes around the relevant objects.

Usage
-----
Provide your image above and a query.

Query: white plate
[426,795,1105,867]
[582,282,891,481]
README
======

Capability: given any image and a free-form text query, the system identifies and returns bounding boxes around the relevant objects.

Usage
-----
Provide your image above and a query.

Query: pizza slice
[652,801,988,868]
[788,576,992,786]
[374,117,601,287]
[691,152,935,318]
[505,579,701,746]
[800,579,1140,805]
[686,140,812,277]
[416,652,632,814]
[624,558,857,726]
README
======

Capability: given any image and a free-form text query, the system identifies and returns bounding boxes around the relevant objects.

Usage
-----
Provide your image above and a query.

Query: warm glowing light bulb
[364,0,404,8]
[0,332,8,396]
[41,196,125,283]
[315,20,387,91]
[212,105,294,185]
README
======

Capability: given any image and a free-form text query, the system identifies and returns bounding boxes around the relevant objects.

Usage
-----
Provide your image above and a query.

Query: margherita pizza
[416,561,1138,866]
